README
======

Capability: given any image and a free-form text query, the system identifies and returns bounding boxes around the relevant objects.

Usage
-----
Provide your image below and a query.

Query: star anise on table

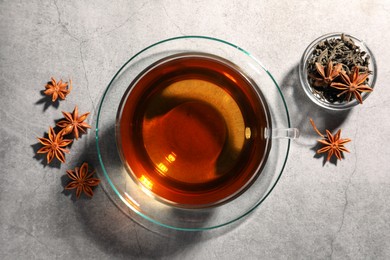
[310,118,351,161]
[65,162,100,199]
[330,67,373,104]
[44,77,72,102]
[57,106,91,140]
[37,127,73,163]
[309,61,343,87]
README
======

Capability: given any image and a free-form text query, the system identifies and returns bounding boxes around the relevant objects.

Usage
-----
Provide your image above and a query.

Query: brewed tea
[117,53,270,207]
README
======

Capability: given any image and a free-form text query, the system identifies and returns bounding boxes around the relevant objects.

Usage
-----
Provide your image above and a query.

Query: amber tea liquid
[117,53,270,208]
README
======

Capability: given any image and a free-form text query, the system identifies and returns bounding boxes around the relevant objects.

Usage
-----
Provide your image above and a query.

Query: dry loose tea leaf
[65,162,100,199]
[44,77,72,102]
[57,106,91,140]
[310,118,351,161]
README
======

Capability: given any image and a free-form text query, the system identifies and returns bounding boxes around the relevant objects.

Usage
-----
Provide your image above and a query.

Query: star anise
[330,67,373,104]
[37,127,73,163]
[65,162,100,199]
[310,118,351,161]
[44,77,72,102]
[309,61,343,87]
[57,106,91,140]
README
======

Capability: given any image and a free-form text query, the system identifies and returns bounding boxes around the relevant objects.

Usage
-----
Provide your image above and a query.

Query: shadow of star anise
[65,162,100,199]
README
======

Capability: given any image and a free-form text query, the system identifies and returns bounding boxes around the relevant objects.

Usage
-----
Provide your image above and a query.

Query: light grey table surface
[1,0,389,259]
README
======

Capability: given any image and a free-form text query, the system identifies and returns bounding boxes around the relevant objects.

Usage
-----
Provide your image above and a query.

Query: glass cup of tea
[96,36,298,231]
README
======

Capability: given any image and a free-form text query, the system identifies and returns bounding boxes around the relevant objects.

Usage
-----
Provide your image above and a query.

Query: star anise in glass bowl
[330,67,373,104]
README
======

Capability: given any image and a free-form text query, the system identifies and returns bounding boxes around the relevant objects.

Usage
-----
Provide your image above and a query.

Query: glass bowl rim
[95,35,292,231]
[298,32,377,111]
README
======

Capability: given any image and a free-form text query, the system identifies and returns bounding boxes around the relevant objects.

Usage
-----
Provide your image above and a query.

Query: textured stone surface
[1,0,390,259]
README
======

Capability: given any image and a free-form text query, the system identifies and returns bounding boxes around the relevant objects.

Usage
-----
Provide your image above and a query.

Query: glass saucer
[95,36,292,231]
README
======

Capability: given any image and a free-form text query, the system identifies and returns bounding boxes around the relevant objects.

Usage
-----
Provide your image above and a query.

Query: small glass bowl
[299,32,377,110]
